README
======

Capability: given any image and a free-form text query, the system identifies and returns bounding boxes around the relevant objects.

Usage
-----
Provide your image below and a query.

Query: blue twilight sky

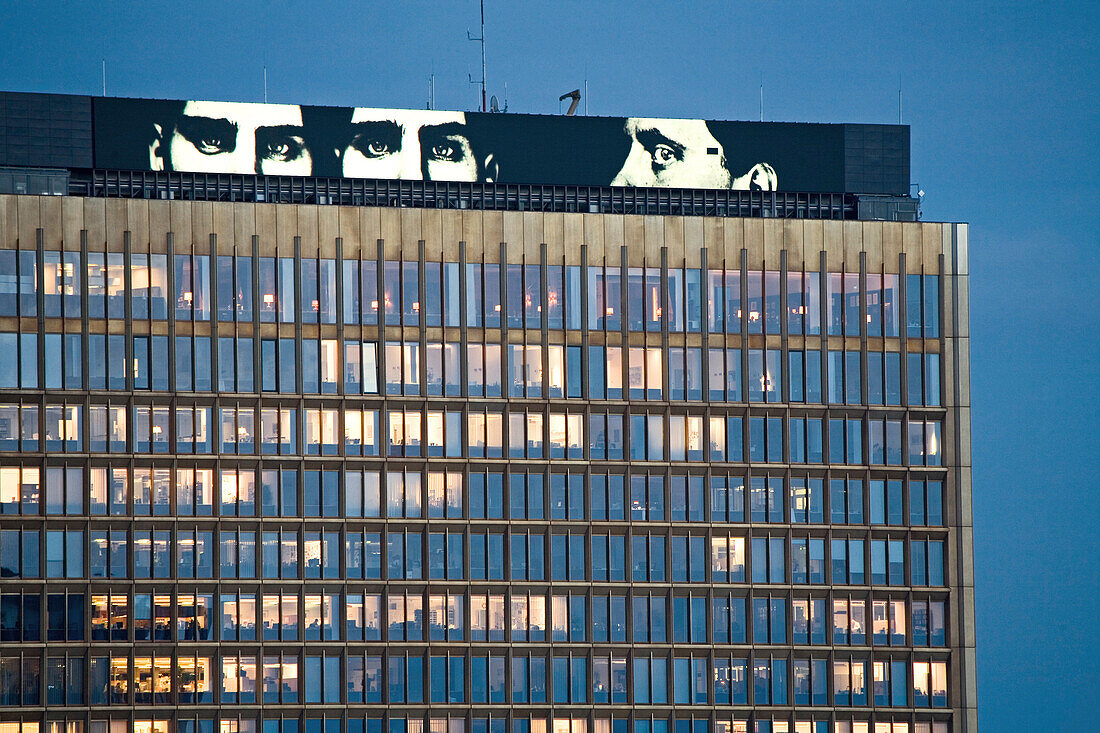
[2,0,1098,727]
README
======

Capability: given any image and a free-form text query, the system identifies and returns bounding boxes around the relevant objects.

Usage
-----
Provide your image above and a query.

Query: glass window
[0,251,20,317]
[926,352,941,406]
[463,263,482,327]
[258,257,277,321]
[844,272,860,335]
[883,273,900,336]
[42,250,62,317]
[667,268,685,332]
[565,265,582,330]
[275,257,295,323]
[644,267,662,332]
[763,270,781,333]
[424,261,442,326]
[401,261,419,326]
[924,275,940,338]
[706,269,724,332]
[585,266,605,330]
[343,260,361,324]
[627,267,644,331]
[866,273,883,336]
[547,264,564,329]
[906,274,922,338]
[746,270,763,333]
[484,264,501,328]
[319,259,336,324]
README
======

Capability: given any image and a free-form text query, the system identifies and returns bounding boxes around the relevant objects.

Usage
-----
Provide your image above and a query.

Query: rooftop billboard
[92,96,909,195]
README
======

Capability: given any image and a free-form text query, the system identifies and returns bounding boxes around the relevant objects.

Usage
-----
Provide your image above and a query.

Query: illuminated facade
[0,92,975,733]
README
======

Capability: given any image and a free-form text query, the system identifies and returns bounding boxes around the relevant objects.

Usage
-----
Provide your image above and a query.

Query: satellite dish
[489,95,499,113]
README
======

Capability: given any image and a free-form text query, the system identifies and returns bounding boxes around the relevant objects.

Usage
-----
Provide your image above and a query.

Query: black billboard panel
[91,96,908,194]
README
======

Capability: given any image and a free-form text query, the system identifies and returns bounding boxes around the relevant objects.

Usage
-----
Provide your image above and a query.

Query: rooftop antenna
[264,66,268,104]
[898,73,903,124]
[101,60,106,96]
[428,71,435,110]
[467,0,487,112]
[584,63,588,116]
[759,73,763,122]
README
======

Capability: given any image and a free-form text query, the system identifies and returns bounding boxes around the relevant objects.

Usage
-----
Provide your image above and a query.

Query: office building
[0,91,975,733]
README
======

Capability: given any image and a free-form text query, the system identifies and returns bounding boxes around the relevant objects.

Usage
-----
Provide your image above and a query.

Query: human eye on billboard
[256,127,309,163]
[342,120,408,179]
[348,122,402,159]
[175,116,239,156]
[420,123,474,165]
[427,138,465,162]
[641,136,685,172]
[421,129,477,181]
[418,117,477,181]
[652,144,680,167]
[612,120,726,188]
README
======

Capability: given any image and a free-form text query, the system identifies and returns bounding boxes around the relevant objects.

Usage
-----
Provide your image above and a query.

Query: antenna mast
[467,0,487,112]
[898,72,903,124]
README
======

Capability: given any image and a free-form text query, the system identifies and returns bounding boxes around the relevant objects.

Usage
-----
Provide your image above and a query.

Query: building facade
[0,93,976,733]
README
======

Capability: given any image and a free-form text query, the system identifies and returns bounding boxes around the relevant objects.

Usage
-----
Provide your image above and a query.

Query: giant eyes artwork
[93,96,909,194]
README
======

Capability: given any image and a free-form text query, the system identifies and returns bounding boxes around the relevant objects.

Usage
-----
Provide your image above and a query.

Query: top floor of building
[0,91,919,221]
[0,194,959,278]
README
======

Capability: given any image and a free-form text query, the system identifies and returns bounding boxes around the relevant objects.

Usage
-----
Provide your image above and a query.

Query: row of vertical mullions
[34,229,46,399]
[579,245,590,408]
[3,385,942,470]
[28,228,48,463]
[499,242,551,407]
[415,241,428,420]
[935,248,964,715]
[374,237,391,456]
[5,579,953,654]
[335,237,347,442]
[26,580,952,630]
[0,653,951,719]
[252,236,264,413]
[79,229,91,400]
[165,234,178,455]
[497,242,509,414]
[122,232,135,408]
[5,379,935,464]
[0,643,954,713]
[0,710,957,733]
[13,438,951,529]
[9,239,934,402]
[6,464,951,553]
[8,449,941,534]
[208,235,219,412]
[7,236,940,463]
